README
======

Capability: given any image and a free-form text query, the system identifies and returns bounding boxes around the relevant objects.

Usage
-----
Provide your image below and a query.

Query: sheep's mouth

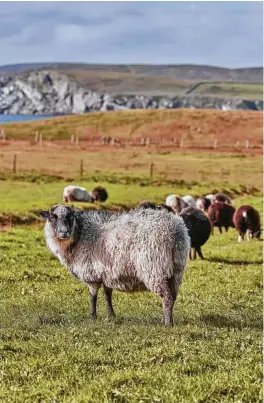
[57,234,71,241]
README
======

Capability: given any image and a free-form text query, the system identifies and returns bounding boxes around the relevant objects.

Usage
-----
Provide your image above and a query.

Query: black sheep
[180,206,211,260]
[138,200,156,209]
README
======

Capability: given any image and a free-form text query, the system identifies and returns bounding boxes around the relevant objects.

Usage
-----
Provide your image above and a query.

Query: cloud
[0,1,262,67]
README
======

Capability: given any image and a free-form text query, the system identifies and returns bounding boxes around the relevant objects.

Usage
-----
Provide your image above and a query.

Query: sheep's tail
[241,211,250,228]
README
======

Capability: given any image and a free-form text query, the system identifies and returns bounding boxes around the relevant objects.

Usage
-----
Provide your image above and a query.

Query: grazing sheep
[196,196,212,212]
[138,200,156,209]
[180,207,211,260]
[165,194,188,213]
[233,205,261,242]
[205,194,214,201]
[212,192,232,204]
[208,202,236,234]
[182,195,196,207]
[156,203,175,213]
[63,185,93,203]
[40,205,190,326]
[91,186,108,203]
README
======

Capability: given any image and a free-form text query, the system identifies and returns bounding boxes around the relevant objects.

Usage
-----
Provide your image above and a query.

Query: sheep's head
[156,204,175,214]
[40,205,76,241]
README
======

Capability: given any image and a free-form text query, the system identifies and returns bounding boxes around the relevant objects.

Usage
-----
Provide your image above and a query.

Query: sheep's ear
[39,211,49,220]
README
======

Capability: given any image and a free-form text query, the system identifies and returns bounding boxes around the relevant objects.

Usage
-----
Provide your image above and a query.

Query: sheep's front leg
[88,284,101,320]
[103,285,116,318]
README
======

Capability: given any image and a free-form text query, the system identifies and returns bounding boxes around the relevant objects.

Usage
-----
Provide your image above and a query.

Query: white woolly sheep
[182,195,196,208]
[40,205,190,326]
[165,194,188,213]
[63,185,93,203]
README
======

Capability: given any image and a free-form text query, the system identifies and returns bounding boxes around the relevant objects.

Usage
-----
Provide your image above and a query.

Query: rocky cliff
[0,71,262,115]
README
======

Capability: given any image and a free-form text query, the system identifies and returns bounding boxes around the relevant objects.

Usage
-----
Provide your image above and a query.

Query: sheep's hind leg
[103,285,116,318]
[246,229,251,242]
[88,284,101,320]
[156,275,182,327]
[196,246,204,260]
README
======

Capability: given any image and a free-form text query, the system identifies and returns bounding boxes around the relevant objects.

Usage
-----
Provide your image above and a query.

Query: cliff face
[0,71,262,115]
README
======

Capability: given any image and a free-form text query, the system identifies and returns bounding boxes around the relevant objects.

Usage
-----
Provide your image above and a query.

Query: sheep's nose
[58,229,70,239]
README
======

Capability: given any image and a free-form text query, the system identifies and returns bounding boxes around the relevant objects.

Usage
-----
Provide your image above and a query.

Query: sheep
[180,207,211,260]
[233,205,261,242]
[182,195,196,207]
[63,185,93,203]
[40,205,190,326]
[208,202,236,235]
[138,200,156,209]
[205,194,214,201]
[212,192,232,204]
[91,186,108,203]
[156,203,175,213]
[196,196,212,212]
[165,194,188,213]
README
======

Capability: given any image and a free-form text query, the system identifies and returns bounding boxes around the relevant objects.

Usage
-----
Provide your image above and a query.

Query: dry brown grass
[0,109,262,191]
[0,140,262,191]
[1,109,262,149]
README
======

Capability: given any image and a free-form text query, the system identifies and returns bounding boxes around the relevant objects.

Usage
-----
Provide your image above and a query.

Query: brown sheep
[208,202,236,235]
[212,192,232,204]
[233,205,261,242]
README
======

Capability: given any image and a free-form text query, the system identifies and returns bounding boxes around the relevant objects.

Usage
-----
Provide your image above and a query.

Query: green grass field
[0,177,262,402]
[0,111,262,402]
[186,82,263,100]
[0,214,262,402]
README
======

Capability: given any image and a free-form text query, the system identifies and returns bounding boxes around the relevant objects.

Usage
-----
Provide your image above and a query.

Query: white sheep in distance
[182,195,196,207]
[63,185,93,203]
[40,205,190,326]
[165,194,189,213]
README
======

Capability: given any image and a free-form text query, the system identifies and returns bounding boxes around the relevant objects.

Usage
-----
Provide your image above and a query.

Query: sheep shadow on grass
[200,313,262,330]
[208,256,262,266]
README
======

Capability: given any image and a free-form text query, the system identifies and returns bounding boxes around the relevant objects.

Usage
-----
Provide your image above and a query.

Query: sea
[0,114,56,123]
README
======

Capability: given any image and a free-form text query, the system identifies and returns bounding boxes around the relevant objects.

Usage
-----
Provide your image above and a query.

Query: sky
[0,1,263,68]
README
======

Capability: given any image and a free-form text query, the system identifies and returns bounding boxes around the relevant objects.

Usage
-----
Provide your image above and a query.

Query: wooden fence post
[39,133,43,145]
[75,135,79,146]
[35,131,39,142]
[180,138,184,148]
[13,154,17,173]
[111,137,115,146]
[149,162,154,178]
[245,140,249,149]
[213,139,218,149]
[70,134,75,144]
[146,138,150,147]
[80,159,84,177]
